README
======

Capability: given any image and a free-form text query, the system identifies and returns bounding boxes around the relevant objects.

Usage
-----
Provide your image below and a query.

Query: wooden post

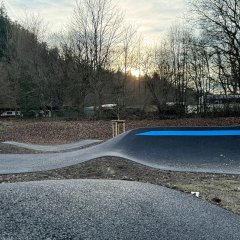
[115,121,118,137]
[112,120,126,137]
[123,122,126,132]
[112,122,115,138]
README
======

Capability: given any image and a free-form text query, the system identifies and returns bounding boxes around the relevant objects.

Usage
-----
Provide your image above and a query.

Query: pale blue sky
[5,0,186,43]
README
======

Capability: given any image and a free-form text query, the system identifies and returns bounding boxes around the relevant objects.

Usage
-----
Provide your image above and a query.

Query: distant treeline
[0,0,240,119]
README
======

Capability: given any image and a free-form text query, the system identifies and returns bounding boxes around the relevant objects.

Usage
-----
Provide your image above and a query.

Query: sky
[5,0,187,43]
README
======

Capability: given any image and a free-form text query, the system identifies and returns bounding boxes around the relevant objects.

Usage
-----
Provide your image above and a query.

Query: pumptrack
[1,126,240,175]
[1,180,239,240]
[2,139,102,152]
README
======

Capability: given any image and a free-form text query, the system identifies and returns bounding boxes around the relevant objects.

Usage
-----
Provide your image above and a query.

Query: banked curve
[0,126,240,175]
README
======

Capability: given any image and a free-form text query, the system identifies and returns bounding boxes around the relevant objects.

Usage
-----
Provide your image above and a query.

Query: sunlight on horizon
[129,68,145,78]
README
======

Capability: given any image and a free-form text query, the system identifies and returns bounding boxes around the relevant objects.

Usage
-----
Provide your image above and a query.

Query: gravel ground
[0,118,240,215]
[1,117,240,144]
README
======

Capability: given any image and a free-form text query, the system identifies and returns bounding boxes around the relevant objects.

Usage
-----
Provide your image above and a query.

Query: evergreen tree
[0,1,11,61]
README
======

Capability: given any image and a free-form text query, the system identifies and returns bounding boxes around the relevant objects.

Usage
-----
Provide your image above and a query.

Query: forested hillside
[1,0,240,118]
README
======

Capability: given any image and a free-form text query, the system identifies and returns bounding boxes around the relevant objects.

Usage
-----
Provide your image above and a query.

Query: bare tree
[168,25,191,109]
[19,12,49,43]
[186,35,212,113]
[71,0,123,116]
[189,0,240,94]
[145,43,174,116]
[60,40,91,114]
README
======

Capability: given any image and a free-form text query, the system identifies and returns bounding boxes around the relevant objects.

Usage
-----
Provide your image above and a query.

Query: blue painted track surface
[0,126,240,175]
[137,130,240,136]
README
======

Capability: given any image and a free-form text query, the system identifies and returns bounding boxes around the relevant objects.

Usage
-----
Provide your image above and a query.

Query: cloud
[5,0,187,42]
[119,0,186,42]
[6,0,74,33]
[7,0,73,9]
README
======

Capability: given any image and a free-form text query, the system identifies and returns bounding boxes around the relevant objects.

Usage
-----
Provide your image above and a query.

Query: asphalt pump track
[1,126,240,174]
[1,179,239,240]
